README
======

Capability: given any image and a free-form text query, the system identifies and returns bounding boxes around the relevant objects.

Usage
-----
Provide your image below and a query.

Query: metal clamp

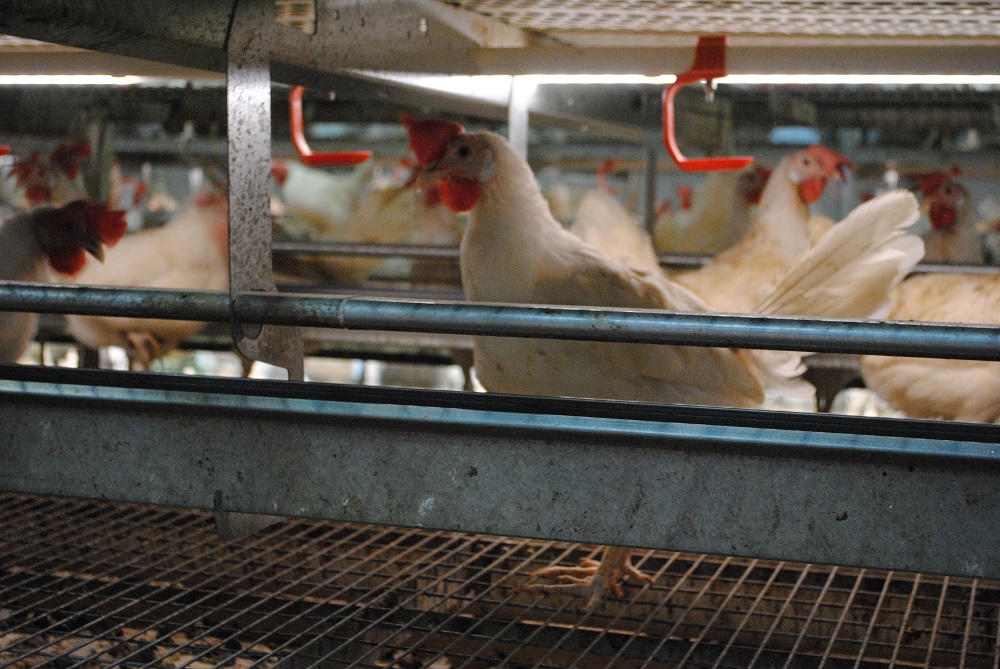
[662,35,753,173]
[289,86,372,167]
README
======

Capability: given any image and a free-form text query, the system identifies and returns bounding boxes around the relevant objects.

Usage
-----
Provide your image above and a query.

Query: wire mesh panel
[449,0,1000,40]
[1,491,999,668]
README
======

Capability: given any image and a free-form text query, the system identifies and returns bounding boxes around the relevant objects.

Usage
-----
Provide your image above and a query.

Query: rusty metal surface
[1,367,1000,580]
[3,491,1000,668]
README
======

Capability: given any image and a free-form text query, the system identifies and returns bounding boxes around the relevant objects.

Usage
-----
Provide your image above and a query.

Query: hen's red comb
[132,181,149,207]
[677,185,694,211]
[270,159,290,186]
[915,172,951,196]
[9,152,42,186]
[50,141,92,179]
[85,203,128,246]
[806,145,853,177]
[401,114,464,165]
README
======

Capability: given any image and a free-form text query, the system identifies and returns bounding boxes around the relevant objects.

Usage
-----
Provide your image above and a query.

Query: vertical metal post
[85,116,112,203]
[643,127,660,235]
[227,0,304,381]
[507,76,532,158]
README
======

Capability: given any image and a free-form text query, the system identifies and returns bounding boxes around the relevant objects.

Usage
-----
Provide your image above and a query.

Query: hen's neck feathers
[747,154,812,255]
[460,132,574,302]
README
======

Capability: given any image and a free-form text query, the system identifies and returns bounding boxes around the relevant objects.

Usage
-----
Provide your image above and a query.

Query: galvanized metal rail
[2,365,1000,582]
[2,282,1000,361]
[271,243,1000,276]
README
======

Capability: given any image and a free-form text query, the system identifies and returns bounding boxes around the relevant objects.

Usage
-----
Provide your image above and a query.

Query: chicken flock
[2,116,999,608]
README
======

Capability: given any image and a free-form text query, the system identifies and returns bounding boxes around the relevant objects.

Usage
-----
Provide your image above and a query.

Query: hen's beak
[415,162,446,189]
[84,237,105,263]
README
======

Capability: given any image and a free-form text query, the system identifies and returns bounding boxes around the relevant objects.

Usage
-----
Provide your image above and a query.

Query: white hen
[0,200,126,362]
[675,146,852,314]
[405,115,922,608]
[64,189,229,369]
[913,172,982,265]
[860,272,1000,422]
[653,166,770,255]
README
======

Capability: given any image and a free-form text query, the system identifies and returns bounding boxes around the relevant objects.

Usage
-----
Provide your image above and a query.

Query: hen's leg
[124,331,162,371]
[515,546,652,609]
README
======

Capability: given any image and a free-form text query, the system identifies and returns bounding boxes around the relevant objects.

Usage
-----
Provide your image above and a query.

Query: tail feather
[746,348,815,400]
[756,190,922,319]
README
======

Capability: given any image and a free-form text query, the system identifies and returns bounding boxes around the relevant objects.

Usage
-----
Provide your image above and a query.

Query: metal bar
[375,537,547,669]
[640,558,734,669]
[588,551,685,665]
[994,593,1000,669]
[227,0,304,380]
[316,537,505,668]
[231,528,453,669]
[272,241,462,260]
[0,502,226,665]
[747,564,815,669]
[100,523,393,669]
[889,574,924,668]
[960,580,978,669]
[264,537,475,667]
[711,561,786,669]
[603,554,710,666]
[677,559,767,667]
[657,254,1000,276]
[507,75,531,158]
[851,571,897,669]
[643,126,660,236]
[4,283,1000,362]
[924,577,953,669]
[4,372,1000,583]
[473,542,605,666]
[272,242,1000,278]
[817,569,868,668]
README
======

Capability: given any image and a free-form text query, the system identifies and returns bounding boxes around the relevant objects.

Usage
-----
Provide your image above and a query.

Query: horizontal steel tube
[271,244,1000,277]
[272,241,461,260]
[2,282,1000,360]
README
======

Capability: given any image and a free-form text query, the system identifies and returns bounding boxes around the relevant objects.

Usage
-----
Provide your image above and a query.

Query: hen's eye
[457,145,472,158]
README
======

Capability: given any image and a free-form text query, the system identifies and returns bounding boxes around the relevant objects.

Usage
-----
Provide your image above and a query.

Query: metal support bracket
[227,0,303,380]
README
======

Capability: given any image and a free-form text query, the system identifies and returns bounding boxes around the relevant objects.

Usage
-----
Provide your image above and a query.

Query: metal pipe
[0,284,231,321]
[272,241,461,260]
[3,282,1000,361]
[655,254,1000,275]
[271,242,1000,278]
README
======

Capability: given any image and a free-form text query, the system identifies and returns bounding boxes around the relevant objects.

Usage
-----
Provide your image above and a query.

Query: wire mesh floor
[2,492,999,669]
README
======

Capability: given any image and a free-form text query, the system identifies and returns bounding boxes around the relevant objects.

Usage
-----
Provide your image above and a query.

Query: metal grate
[2,491,1000,668]
[449,0,1000,43]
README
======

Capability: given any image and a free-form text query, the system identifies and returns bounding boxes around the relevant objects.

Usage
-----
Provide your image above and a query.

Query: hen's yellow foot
[125,331,162,371]
[514,547,652,609]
